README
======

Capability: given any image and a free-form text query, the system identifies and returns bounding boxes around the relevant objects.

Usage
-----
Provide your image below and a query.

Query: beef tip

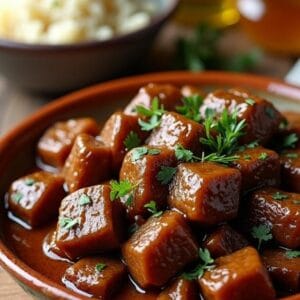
[55,184,125,260]
[200,88,284,145]
[168,162,241,225]
[157,278,199,300]
[245,187,300,249]
[124,83,182,115]
[100,111,147,173]
[199,247,276,300]
[63,134,111,193]
[62,257,126,299]
[8,171,65,227]
[203,224,249,258]
[122,211,198,289]
[119,146,176,217]
[280,150,300,193]
[37,118,99,168]
[146,112,205,155]
[231,146,280,192]
[181,85,205,98]
[262,248,300,293]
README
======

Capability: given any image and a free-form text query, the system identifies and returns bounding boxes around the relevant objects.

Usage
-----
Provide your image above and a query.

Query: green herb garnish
[282,133,299,149]
[25,178,35,186]
[176,95,203,122]
[110,180,138,206]
[284,153,298,159]
[245,98,255,106]
[285,250,300,259]
[79,194,91,206]
[59,217,79,230]
[124,131,141,151]
[258,152,268,160]
[156,166,177,185]
[175,144,196,162]
[243,154,252,160]
[144,201,163,217]
[131,147,160,162]
[95,263,107,273]
[202,153,239,165]
[182,248,215,280]
[272,192,288,201]
[11,192,23,203]
[136,98,165,131]
[251,224,272,250]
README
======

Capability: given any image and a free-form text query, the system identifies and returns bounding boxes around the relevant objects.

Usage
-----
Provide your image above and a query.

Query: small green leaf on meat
[11,192,23,203]
[124,131,141,151]
[59,217,79,230]
[131,147,161,162]
[176,94,203,122]
[251,224,272,250]
[175,144,195,162]
[95,263,107,273]
[144,201,163,217]
[79,194,91,206]
[282,133,299,149]
[272,192,289,201]
[24,178,36,186]
[258,152,268,160]
[284,153,298,159]
[156,166,177,185]
[245,98,255,106]
[285,250,300,259]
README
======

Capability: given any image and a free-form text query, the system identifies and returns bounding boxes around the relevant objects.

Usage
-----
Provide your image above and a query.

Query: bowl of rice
[0,0,179,93]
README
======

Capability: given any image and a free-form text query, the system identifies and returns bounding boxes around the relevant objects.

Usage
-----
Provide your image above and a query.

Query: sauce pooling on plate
[4,83,300,299]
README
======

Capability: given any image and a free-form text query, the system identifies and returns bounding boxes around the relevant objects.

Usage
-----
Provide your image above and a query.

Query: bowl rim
[0,0,180,53]
[0,71,300,299]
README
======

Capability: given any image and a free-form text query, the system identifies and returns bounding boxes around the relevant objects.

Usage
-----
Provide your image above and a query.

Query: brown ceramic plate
[0,71,300,300]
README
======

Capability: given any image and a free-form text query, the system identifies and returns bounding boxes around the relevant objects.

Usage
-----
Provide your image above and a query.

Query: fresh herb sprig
[95,263,107,273]
[136,98,165,131]
[59,217,79,230]
[285,250,300,259]
[144,201,163,217]
[110,180,139,206]
[131,147,160,162]
[182,248,215,280]
[272,192,288,201]
[200,110,246,155]
[251,224,273,250]
[156,166,177,185]
[124,131,141,150]
[176,95,203,122]
[282,133,299,149]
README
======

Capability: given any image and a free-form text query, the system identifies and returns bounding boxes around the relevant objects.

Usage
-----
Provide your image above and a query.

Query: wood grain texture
[0,23,293,300]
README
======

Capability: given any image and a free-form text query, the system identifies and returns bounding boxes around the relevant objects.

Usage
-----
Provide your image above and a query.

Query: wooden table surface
[0,24,295,299]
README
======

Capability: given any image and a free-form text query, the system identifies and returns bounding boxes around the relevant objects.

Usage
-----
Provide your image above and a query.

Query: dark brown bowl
[0,0,179,93]
[0,71,300,299]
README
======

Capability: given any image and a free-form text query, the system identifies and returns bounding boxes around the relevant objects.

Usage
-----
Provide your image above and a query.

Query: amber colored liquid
[175,0,240,27]
[238,0,300,55]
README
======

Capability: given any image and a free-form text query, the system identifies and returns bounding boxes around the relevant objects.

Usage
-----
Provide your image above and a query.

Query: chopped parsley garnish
[110,180,138,206]
[245,98,255,106]
[24,178,35,186]
[243,154,252,160]
[265,107,275,119]
[272,192,288,201]
[176,94,203,122]
[136,98,165,131]
[11,192,23,203]
[247,141,259,149]
[282,133,299,149]
[59,217,78,230]
[258,152,268,160]
[200,109,246,156]
[131,147,160,162]
[284,153,298,159]
[95,263,107,273]
[251,224,272,250]
[156,166,177,185]
[175,144,196,162]
[285,250,300,259]
[124,131,141,151]
[144,201,163,217]
[202,153,239,165]
[79,194,91,206]
[182,248,215,280]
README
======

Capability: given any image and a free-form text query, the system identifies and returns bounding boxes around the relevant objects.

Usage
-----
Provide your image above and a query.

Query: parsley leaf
[95,263,107,273]
[243,154,252,160]
[285,250,300,259]
[175,144,195,162]
[245,98,255,106]
[258,152,268,160]
[202,152,239,165]
[282,133,299,149]
[131,147,161,162]
[144,201,163,217]
[110,180,138,206]
[182,248,215,280]
[176,95,203,122]
[59,217,78,230]
[11,192,23,203]
[272,192,288,201]
[25,178,35,186]
[251,224,272,250]
[200,109,246,155]
[79,194,91,206]
[156,166,177,185]
[124,131,141,151]
[284,153,298,159]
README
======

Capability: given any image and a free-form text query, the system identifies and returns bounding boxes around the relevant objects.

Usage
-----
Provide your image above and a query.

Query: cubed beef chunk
[157,278,199,300]
[231,146,280,192]
[124,83,182,115]
[200,88,284,145]
[203,224,249,258]
[262,249,300,293]
[37,118,99,168]
[8,171,65,227]
[280,150,300,193]
[181,85,205,98]
[63,133,111,193]
[146,112,205,154]
[122,211,198,289]
[55,185,125,260]
[199,247,276,300]
[168,162,241,225]
[245,188,300,249]
[62,257,126,299]
[100,111,147,172]
[119,146,176,216]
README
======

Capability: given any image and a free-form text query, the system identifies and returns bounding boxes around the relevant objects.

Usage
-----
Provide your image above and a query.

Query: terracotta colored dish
[0,71,300,300]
